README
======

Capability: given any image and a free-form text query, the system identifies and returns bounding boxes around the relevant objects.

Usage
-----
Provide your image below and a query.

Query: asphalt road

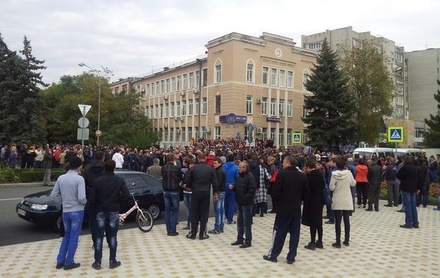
[0,184,195,247]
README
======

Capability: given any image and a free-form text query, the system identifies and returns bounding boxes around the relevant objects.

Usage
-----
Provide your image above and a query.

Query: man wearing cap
[51,156,87,270]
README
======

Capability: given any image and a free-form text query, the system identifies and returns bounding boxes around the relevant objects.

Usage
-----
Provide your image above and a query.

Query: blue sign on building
[219,113,247,123]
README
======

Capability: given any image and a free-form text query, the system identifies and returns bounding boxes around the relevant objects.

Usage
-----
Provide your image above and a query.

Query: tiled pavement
[1,200,439,277]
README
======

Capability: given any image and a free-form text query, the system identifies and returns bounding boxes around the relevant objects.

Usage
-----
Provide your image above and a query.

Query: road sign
[78,117,89,128]
[95,130,102,137]
[388,127,404,143]
[78,104,92,116]
[77,128,90,140]
[292,132,302,144]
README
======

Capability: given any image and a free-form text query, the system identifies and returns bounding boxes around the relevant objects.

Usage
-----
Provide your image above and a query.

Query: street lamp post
[78,63,112,147]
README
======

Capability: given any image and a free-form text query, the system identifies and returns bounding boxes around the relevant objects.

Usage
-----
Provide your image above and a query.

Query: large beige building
[114,32,317,147]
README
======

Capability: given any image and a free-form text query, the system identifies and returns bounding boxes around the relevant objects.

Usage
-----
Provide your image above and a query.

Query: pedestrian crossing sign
[292,132,302,144]
[387,127,404,143]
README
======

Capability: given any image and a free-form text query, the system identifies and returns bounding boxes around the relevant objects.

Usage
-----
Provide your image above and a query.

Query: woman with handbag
[302,159,326,250]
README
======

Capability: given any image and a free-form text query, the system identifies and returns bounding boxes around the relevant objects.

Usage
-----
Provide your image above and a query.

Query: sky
[1,0,439,85]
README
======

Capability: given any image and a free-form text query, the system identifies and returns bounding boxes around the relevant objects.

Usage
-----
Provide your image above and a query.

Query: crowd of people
[2,138,440,269]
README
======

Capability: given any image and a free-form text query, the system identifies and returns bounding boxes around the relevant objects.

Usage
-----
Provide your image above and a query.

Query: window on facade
[166,79,171,93]
[155,81,160,95]
[182,100,187,116]
[262,67,269,85]
[188,127,192,141]
[395,97,404,106]
[396,52,403,63]
[279,99,285,116]
[202,97,207,114]
[415,128,424,139]
[188,99,193,115]
[160,80,165,94]
[215,95,221,114]
[194,127,199,140]
[396,107,403,116]
[246,62,254,83]
[195,99,200,115]
[196,70,200,88]
[262,97,268,115]
[287,129,292,145]
[177,76,181,91]
[270,98,276,116]
[171,77,176,92]
[271,68,277,86]
[176,101,181,116]
[160,104,164,118]
[189,72,194,89]
[165,103,169,118]
[303,72,310,90]
[214,126,221,140]
[183,74,188,90]
[279,129,284,146]
[170,102,174,117]
[270,128,276,140]
[303,106,309,118]
[287,100,293,117]
[203,68,208,87]
[155,105,158,118]
[287,71,293,88]
[306,42,322,50]
[262,128,267,139]
[182,127,186,142]
[279,70,285,87]
[246,96,253,114]
[215,64,222,84]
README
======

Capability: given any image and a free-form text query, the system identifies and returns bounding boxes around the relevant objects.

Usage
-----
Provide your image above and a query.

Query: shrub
[0,168,20,182]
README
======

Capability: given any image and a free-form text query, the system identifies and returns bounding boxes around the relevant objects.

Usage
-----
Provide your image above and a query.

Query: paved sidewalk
[1,200,439,277]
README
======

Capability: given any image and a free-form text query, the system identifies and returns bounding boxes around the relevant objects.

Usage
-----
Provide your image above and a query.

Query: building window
[279,70,285,87]
[396,52,403,63]
[203,68,208,87]
[246,96,253,114]
[182,127,186,142]
[270,128,276,140]
[214,126,221,140]
[155,81,160,95]
[262,66,269,85]
[262,97,268,115]
[215,95,221,114]
[195,99,199,115]
[279,129,284,146]
[303,71,310,90]
[270,98,276,116]
[287,71,293,88]
[171,77,176,92]
[176,101,181,116]
[215,63,222,84]
[183,74,188,90]
[161,80,165,94]
[246,61,254,83]
[287,129,292,144]
[287,100,293,117]
[189,72,194,89]
[202,97,207,114]
[395,97,404,106]
[188,99,193,115]
[188,127,192,141]
[396,107,403,116]
[262,128,267,139]
[415,128,424,139]
[160,104,163,118]
[303,106,310,117]
[170,102,174,117]
[165,103,169,118]
[177,76,181,91]
[271,68,277,86]
[182,100,187,116]
[279,99,285,116]
[306,42,322,50]
[196,70,200,88]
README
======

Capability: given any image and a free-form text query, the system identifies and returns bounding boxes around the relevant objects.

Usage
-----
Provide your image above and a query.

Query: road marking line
[0,198,22,201]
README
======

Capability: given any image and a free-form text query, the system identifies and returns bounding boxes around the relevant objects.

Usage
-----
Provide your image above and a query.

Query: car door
[118,173,149,212]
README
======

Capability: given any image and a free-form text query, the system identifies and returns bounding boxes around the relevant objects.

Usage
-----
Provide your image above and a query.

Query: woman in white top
[329,157,356,248]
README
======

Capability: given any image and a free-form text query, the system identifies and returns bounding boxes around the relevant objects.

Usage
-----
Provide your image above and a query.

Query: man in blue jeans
[209,157,226,234]
[161,153,182,236]
[91,160,131,270]
[396,155,420,229]
[223,153,238,224]
[51,156,87,270]
[230,161,256,248]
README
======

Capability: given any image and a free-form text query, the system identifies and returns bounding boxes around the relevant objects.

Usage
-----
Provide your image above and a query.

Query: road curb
[0,183,44,188]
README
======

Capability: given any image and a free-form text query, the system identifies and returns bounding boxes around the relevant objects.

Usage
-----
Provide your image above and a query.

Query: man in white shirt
[112,148,124,169]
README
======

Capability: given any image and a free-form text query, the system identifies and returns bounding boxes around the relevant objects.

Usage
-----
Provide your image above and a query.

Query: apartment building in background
[112,32,317,147]
[301,26,420,147]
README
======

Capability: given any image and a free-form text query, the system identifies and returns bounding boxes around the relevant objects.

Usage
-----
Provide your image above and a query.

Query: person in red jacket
[355,158,369,208]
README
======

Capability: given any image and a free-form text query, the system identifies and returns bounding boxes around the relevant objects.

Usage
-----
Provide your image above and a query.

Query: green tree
[340,40,394,145]
[423,80,440,147]
[302,39,356,149]
[0,34,47,144]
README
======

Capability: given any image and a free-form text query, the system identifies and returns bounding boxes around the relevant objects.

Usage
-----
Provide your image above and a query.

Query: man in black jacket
[209,157,227,234]
[185,152,218,240]
[230,161,256,248]
[90,160,131,270]
[396,155,420,228]
[83,151,105,249]
[161,153,182,236]
[263,155,309,264]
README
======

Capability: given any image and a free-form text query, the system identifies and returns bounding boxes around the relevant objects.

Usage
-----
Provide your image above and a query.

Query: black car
[16,171,164,232]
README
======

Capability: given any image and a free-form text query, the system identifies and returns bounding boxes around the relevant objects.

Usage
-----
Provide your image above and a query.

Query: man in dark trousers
[161,152,182,236]
[230,161,256,248]
[396,155,420,228]
[83,150,105,249]
[185,152,219,240]
[366,157,382,211]
[263,155,309,264]
[90,160,131,270]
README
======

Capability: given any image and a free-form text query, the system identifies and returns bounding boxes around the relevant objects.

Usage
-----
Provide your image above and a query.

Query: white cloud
[1,0,439,85]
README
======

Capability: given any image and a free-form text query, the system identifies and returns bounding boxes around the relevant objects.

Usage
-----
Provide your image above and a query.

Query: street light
[78,63,112,147]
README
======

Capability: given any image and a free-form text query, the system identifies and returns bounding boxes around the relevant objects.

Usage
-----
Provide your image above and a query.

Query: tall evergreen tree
[302,39,356,149]
[423,80,440,147]
[0,35,47,144]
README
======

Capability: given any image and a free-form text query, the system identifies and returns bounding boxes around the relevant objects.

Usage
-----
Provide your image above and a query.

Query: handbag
[269,169,278,183]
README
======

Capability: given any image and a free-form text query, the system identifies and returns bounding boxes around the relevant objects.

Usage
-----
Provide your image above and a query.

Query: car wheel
[147,204,161,220]
[54,215,62,233]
